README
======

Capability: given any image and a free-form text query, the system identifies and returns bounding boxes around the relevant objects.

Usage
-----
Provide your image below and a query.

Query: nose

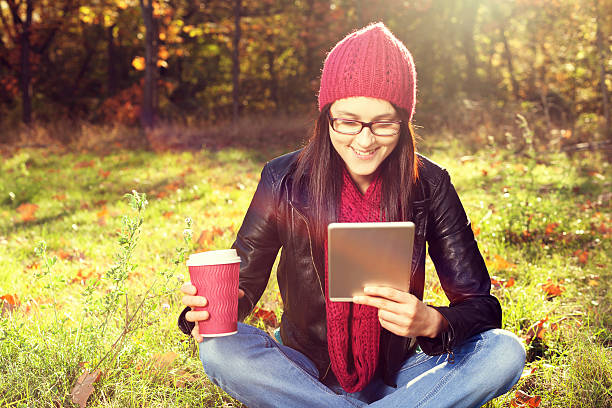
[354,127,376,148]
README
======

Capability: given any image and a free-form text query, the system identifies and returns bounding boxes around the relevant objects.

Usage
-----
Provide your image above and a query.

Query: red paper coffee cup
[187,249,241,337]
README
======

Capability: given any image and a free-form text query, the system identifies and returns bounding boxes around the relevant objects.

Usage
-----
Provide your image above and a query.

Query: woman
[178,23,525,407]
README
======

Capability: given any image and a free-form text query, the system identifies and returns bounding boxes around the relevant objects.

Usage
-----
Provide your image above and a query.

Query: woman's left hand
[353,286,448,338]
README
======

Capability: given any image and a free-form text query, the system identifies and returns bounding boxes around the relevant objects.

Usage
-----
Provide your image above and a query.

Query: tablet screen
[327,222,415,302]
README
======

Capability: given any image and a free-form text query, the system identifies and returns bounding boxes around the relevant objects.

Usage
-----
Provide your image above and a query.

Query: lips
[350,146,378,158]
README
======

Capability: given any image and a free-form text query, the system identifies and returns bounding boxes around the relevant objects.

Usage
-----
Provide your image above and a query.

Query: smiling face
[328,97,400,193]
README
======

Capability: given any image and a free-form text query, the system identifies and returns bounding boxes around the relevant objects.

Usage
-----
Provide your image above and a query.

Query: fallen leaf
[525,316,548,344]
[16,203,38,222]
[541,279,565,298]
[53,194,67,201]
[97,206,108,219]
[163,211,174,219]
[173,369,201,388]
[151,351,178,371]
[510,390,541,407]
[56,249,72,260]
[545,223,559,235]
[98,169,110,179]
[73,160,95,169]
[70,369,101,408]
[519,366,538,380]
[1,293,20,305]
[578,250,588,264]
[471,223,480,236]
[1,294,19,315]
[252,307,278,327]
[489,255,517,271]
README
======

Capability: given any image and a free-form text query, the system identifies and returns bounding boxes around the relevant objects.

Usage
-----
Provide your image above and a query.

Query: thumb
[238,289,245,298]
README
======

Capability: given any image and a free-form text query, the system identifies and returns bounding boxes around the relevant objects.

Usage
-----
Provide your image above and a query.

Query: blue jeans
[199,323,525,408]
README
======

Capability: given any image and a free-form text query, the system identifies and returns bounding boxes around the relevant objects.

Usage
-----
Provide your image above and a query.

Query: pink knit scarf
[324,169,382,392]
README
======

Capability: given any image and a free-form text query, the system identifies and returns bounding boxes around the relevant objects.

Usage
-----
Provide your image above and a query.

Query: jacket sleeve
[232,163,282,321]
[418,169,502,355]
[177,163,281,334]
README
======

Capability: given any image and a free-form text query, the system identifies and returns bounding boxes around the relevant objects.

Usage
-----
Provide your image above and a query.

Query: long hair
[292,103,419,248]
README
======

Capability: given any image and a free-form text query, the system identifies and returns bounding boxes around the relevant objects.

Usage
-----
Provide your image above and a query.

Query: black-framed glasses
[328,114,402,137]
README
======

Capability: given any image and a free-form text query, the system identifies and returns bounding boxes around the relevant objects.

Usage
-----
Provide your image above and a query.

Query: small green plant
[31,190,191,403]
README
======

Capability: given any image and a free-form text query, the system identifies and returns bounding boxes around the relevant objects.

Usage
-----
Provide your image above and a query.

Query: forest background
[1,0,611,407]
[0,0,611,149]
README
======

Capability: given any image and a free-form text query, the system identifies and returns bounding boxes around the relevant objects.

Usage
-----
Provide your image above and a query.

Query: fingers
[191,323,203,343]
[378,315,411,337]
[185,309,210,322]
[363,286,412,302]
[182,295,207,308]
[180,282,197,295]
[353,294,405,314]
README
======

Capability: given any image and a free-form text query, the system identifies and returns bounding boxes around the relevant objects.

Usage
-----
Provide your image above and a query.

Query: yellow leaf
[132,56,146,71]
[158,46,169,60]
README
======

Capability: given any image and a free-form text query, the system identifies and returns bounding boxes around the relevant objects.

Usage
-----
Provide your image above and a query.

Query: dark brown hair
[292,103,419,247]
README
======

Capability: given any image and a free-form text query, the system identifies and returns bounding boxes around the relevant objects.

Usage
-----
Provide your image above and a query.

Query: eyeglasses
[328,114,402,137]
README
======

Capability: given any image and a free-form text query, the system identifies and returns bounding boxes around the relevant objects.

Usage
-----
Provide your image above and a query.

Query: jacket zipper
[289,201,332,380]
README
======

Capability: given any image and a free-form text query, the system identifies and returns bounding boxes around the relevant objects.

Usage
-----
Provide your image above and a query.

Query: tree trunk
[19,0,33,124]
[595,1,610,139]
[232,0,242,122]
[460,0,479,96]
[266,49,278,109]
[140,0,155,129]
[501,28,520,100]
[107,24,118,96]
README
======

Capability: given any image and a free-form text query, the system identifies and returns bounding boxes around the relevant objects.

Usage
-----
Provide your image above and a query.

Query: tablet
[328,222,415,302]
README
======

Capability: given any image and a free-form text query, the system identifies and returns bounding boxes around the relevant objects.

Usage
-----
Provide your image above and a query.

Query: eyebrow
[332,111,398,121]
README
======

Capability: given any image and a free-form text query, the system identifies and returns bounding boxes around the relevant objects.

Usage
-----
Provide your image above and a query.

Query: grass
[0,119,610,407]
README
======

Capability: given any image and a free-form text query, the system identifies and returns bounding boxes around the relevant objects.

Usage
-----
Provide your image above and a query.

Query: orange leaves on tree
[70,369,102,408]
[132,56,146,71]
[541,279,565,299]
[17,203,39,222]
[510,390,542,407]
[252,307,278,327]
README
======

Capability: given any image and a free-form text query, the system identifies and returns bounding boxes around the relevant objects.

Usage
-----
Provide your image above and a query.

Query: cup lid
[186,249,241,266]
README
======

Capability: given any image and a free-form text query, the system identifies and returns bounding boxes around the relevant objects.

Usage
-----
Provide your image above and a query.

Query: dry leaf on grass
[510,390,542,407]
[1,294,19,316]
[541,279,565,299]
[70,369,101,408]
[252,307,278,327]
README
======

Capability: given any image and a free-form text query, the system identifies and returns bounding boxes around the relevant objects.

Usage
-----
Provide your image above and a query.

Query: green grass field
[0,125,610,407]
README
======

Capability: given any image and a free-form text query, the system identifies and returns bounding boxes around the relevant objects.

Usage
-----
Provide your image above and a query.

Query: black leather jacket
[179,149,501,387]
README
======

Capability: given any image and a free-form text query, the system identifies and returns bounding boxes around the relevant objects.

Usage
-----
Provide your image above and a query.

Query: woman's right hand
[180,282,245,342]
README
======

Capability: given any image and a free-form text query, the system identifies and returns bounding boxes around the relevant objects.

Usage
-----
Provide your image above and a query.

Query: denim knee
[482,329,526,388]
[198,323,270,384]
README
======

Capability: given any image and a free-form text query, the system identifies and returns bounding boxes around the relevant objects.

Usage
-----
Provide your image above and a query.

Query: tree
[139,0,156,128]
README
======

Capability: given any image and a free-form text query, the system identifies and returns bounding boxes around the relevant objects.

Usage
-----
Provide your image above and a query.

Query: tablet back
[328,222,415,302]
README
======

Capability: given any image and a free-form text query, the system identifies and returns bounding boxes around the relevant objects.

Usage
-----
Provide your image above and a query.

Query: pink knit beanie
[318,22,417,121]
